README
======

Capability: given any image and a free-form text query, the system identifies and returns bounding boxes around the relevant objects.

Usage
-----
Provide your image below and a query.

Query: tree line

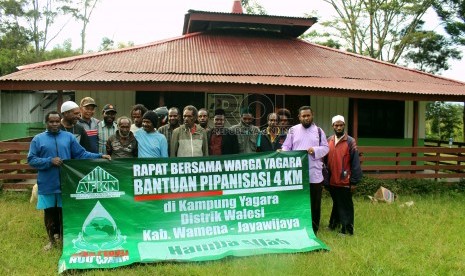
[0,0,100,75]
[1,0,464,140]
[2,0,464,76]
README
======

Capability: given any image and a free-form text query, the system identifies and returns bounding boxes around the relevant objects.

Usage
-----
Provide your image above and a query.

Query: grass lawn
[1,190,464,275]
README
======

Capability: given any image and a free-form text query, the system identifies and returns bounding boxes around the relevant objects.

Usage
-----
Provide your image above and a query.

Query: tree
[62,0,100,54]
[302,0,461,77]
[0,0,89,75]
[0,0,72,58]
[304,1,463,142]
[432,0,465,140]
[301,27,342,49]
[425,101,463,141]
[98,37,134,52]
[240,0,266,15]
[320,0,428,61]
[0,1,35,74]
[433,0,465,45]
[99,37,114,52]
[43,39,80,60]
[0,24,35,75]
[403,28,462,74]
[24,0,70,56]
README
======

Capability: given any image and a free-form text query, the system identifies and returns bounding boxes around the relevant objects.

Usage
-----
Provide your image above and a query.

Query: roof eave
[1,80,463,102]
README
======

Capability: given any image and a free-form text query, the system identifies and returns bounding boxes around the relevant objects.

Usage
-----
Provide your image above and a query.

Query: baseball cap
[102,104,117,113]
[61,101,79,113]
[80,97,97,107]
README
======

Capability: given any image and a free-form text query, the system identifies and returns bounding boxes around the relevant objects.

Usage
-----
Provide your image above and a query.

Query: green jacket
[229,122,260,153]
[170,124,208,157]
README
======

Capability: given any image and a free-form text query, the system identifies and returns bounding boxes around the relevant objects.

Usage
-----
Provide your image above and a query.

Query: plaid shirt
[98,121,117,154]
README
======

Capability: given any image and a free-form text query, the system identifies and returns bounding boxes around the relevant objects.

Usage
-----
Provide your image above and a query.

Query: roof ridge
[17,33,202,71]
[187,9,312,20]
[296,38,465,85]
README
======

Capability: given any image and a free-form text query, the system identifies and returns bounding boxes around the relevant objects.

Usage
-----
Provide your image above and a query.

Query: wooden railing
[0,137,36,190]
[359,146,465,180]
[2,139,465,191]
[424,138,465,148]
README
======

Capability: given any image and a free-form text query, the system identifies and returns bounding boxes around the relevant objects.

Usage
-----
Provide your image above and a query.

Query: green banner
[58,151,328,273]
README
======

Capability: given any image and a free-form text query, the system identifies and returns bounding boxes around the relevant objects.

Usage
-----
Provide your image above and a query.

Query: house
[1,1,464,145]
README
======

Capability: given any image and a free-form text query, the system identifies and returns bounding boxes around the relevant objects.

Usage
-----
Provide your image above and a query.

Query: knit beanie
[142,111,158,127]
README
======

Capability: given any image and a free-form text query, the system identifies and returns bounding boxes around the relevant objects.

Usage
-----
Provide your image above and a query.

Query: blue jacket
[27,129,102,195]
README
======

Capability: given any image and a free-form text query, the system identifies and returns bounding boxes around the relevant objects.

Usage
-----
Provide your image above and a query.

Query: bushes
[353,176,465,196]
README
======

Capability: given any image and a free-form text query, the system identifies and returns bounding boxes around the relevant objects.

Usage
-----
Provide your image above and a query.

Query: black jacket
[257,130,287,152]
[207,128,240,155]
[59,124,92,152]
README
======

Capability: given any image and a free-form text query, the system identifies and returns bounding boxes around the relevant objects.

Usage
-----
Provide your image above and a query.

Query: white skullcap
[332,115,345,125]
[61,101,79,113]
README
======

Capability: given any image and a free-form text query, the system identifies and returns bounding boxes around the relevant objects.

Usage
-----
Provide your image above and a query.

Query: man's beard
[302,122,311,128]
[335,129,344,137]
[169,120,178,127]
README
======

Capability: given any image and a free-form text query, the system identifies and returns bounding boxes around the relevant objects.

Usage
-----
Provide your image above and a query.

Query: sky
[53,0,465,82]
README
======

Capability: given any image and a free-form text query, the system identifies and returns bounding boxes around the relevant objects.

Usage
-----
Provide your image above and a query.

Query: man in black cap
[229,107,260,153]
[208,109,239,155]
[97,104,118,154]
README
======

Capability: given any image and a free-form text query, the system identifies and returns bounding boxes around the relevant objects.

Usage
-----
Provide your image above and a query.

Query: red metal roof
[1,30,464,98]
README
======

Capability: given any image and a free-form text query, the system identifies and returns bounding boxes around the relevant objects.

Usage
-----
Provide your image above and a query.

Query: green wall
[0,123,44,141]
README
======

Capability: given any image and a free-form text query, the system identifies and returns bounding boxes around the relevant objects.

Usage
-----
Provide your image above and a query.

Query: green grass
[1,190,465,275]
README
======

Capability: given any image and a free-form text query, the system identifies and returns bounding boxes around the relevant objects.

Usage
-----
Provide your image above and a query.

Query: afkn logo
[71,166,125,200]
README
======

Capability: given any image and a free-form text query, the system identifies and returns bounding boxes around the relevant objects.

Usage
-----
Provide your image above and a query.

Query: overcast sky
[54,0,464,82]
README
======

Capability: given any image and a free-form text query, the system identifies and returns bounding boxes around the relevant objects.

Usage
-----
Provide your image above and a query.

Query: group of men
[127,104,285,158]
[28,98,362,251]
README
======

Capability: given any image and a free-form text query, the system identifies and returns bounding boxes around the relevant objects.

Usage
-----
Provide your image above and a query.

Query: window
[352,99,404,138]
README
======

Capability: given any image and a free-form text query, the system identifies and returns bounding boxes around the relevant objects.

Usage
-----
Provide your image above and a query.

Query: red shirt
[190,124,197,134]
[209,133,223,155]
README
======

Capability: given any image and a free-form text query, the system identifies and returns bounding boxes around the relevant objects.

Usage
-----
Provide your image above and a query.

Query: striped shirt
[78,117,99,153]
[98,121,117,154]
